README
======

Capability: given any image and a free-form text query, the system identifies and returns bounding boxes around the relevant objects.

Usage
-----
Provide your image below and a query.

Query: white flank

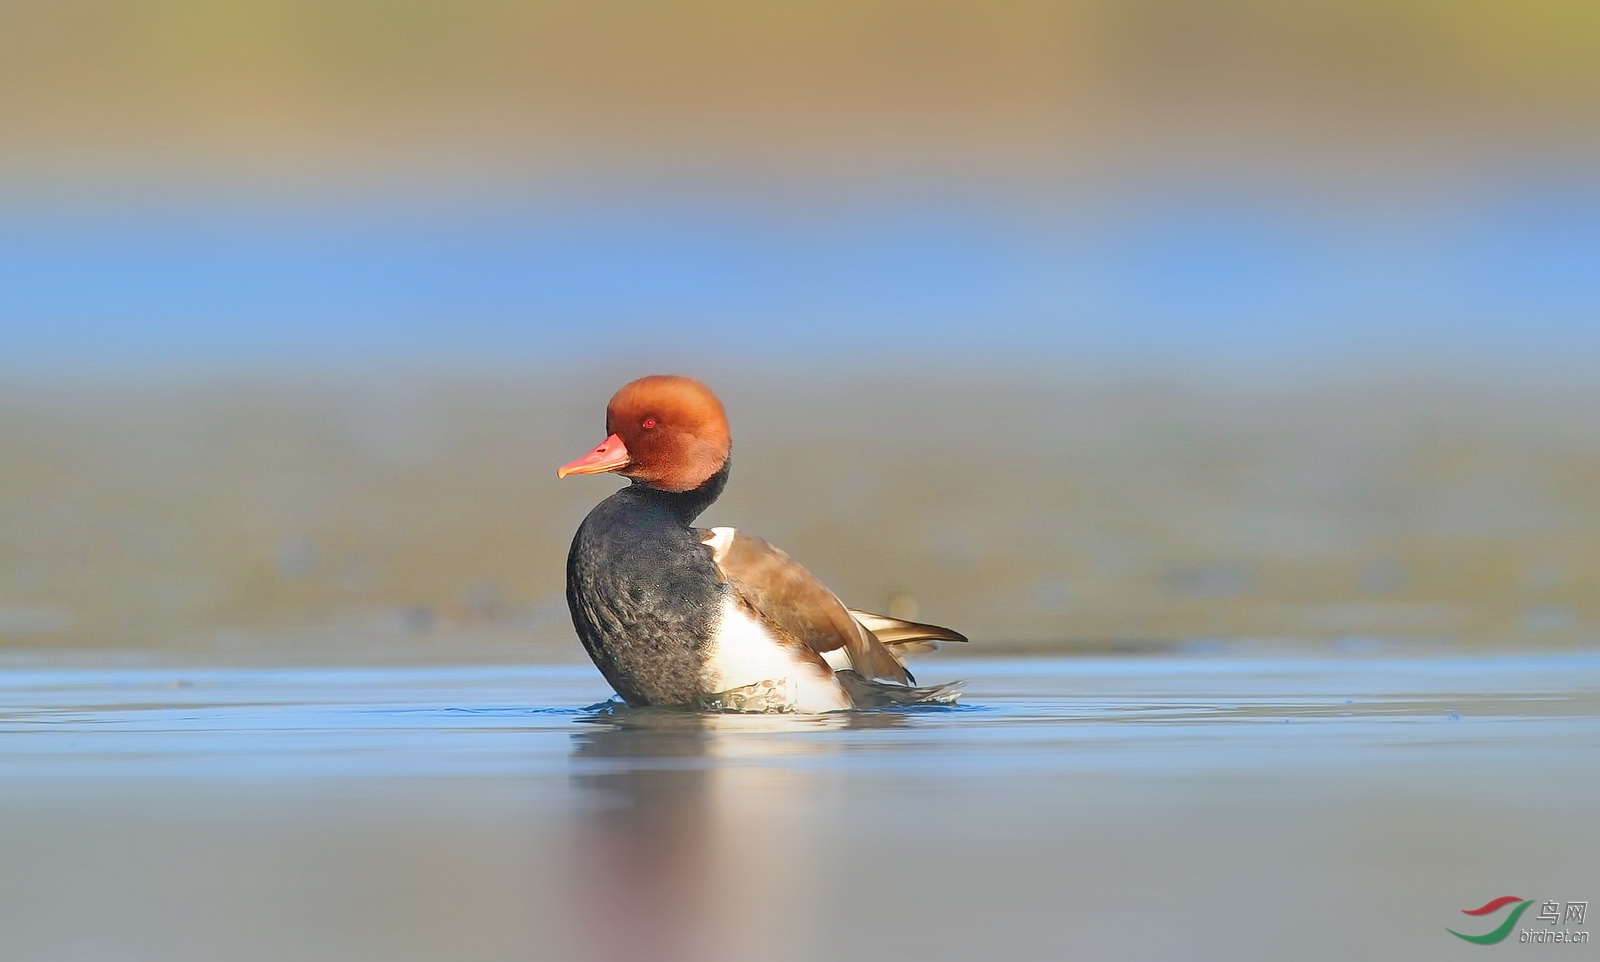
[701,595,851,713]
[820,648,854,671]
[702,525,737,562]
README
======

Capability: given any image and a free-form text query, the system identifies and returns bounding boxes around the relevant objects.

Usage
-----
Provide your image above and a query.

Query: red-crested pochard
[558,375,965,712]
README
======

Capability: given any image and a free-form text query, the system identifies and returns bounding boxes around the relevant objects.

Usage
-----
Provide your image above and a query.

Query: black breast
[565,469,729,706]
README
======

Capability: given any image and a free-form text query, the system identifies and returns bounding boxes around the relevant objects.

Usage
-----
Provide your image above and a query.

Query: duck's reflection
[568,710,909,962]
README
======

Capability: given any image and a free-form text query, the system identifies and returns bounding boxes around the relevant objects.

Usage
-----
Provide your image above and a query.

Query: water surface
[2,652,1596,961]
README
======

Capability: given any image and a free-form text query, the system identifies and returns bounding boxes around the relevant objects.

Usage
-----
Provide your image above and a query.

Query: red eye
[641,418,658,429]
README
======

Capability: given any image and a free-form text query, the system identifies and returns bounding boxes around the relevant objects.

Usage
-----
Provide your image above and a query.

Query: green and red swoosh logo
[1448,896,1534,944]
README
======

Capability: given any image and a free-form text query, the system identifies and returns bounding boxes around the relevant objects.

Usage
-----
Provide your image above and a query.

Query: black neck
[626,460,729,525]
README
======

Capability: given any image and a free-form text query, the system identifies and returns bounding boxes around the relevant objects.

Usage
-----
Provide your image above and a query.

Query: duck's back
[565,485,724,706]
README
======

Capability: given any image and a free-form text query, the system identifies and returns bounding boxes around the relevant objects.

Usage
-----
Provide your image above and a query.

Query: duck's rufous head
[557,375,731,492]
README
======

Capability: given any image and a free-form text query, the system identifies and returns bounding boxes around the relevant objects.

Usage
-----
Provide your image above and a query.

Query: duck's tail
[835,669,963,709]
[837,608,968,684]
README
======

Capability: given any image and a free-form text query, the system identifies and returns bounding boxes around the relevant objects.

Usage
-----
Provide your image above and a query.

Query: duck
[558,374,966,712]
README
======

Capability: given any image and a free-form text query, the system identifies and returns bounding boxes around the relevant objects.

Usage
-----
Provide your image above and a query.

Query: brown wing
[848,610,968,656]
[698,527,913,684]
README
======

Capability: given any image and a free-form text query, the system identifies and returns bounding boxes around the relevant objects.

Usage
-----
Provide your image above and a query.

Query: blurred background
[2,0,1598,660]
